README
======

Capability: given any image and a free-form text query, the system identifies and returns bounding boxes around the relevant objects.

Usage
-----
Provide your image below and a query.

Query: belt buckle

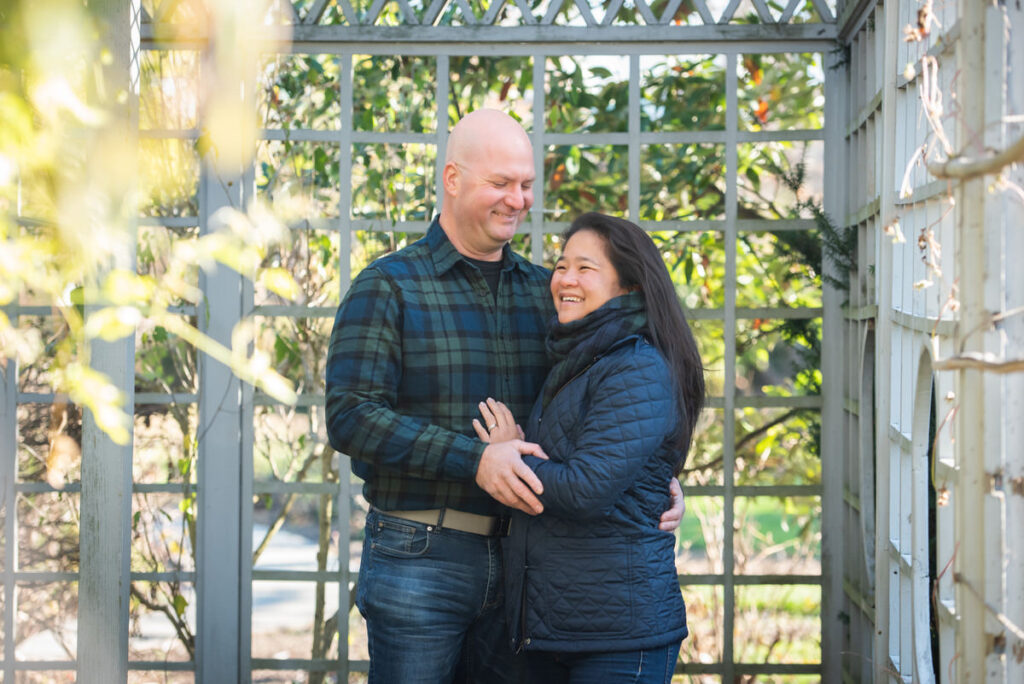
[494,515,512,537]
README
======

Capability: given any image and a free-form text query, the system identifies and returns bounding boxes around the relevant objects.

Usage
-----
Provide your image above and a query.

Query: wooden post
[820,49,846,684]
[78,1,139,682]
[195,121,246,684]
[954,2,991,680]
[873,0,900,677]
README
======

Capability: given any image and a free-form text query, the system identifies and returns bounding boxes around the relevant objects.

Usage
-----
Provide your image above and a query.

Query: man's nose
[505,186,525,210]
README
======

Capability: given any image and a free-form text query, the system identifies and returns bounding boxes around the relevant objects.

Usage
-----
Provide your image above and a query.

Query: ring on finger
[487,423,497,431]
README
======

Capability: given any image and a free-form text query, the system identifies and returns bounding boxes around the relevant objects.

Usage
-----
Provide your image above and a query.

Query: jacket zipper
[515,562,530,654]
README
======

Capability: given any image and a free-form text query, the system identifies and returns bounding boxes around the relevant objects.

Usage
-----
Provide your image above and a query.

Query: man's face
[448,152,535,254]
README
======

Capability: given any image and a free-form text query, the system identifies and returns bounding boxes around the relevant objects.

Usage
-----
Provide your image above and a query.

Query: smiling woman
[476,212,706,684]
[550,229,629,323]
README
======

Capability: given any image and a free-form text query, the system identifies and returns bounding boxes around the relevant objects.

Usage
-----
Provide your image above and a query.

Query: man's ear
[442,162,460,195]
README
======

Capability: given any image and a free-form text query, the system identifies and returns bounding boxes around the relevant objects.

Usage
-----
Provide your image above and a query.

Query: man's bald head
[445,109,532,166]
[439,110,536,261]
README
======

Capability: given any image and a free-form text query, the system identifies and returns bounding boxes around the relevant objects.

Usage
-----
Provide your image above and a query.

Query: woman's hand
[658,477,685,532]
[473,398,524,443]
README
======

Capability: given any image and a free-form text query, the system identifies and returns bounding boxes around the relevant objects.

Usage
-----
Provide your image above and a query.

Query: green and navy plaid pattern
[326,218,554,514]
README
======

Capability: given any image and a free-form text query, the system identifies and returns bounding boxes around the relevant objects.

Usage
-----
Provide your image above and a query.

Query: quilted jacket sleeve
[524,346,676,518]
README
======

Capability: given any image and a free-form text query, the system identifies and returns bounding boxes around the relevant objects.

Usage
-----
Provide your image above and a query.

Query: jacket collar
[541,293,649,409]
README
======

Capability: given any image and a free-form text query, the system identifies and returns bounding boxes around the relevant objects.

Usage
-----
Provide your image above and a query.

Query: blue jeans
[355,508,521,684]
[523,641,681,684]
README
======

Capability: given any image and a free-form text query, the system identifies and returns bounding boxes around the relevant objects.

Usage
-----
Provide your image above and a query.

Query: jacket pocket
[529,537,634,637]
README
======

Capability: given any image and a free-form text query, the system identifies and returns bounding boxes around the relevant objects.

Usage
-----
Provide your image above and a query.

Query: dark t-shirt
[464,255,504,302]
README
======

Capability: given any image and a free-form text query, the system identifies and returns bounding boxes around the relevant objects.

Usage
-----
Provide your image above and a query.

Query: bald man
[326,110,681,683]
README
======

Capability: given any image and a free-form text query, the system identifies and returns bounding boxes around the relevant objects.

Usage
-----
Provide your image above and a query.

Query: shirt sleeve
[324,267,486,481]
[523,351,676,519]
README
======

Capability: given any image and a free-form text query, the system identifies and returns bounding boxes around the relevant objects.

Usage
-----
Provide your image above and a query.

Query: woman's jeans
[524,641,682,684]
[356,508,521,684]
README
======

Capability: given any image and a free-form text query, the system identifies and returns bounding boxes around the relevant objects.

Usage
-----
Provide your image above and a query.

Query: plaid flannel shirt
[325,218,553,514]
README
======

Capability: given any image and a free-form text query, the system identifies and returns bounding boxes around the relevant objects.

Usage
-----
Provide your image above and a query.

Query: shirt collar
[427,217,523,276]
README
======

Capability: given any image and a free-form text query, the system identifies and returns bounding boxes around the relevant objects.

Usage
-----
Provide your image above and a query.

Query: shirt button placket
[501,319,512,398]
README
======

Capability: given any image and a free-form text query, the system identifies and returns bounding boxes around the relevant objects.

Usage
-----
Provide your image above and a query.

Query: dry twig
[928,134,1024,180]
[934,351,1024,374]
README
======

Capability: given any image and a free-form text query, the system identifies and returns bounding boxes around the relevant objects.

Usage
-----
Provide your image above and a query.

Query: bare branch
[252,447,320,564]
[934,352,1024,374]
[130,583,196,657]
[928,134,1024,180]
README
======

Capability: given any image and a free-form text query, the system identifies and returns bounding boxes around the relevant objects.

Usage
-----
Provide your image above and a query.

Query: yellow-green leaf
[102,270,155,306]
[173,594,188,618]
[84,306,142,341]
[259,267,299,300]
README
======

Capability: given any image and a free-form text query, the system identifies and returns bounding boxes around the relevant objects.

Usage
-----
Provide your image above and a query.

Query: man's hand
[476,440,548,515]
[658,477,685,532]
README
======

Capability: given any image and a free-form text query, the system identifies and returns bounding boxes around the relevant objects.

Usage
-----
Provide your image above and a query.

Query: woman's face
[550,229,628,324]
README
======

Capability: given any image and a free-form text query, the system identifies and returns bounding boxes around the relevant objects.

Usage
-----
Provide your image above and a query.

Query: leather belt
[379,507,511,537]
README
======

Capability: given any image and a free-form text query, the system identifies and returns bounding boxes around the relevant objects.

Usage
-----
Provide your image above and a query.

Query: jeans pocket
[368,512,431,558]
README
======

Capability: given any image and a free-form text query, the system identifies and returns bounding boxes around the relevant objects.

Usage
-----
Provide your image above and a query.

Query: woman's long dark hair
[565,212,705,473]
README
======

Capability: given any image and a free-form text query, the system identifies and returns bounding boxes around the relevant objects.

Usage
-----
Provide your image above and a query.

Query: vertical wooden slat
[195,178,245,683]
[851,23,868,671]
[339,53,354,296]
[627,54,640,224]
[980,5,1012,682]
[911,356,934,677]
[1003,7,1024,683]
[953,2,989,679]
[874,0,900,676]
[436,54,450,230]
[820,48,846,684]
[1,359,16,681]
[722,51,738,682]
[78,1,139,681]
[531,55,545,265]
[239,155,257,683]
[195,53,246,683]
[336,50,355,683]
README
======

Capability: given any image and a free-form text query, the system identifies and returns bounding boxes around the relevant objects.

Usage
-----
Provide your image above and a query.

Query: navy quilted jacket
[503,330,688,653]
